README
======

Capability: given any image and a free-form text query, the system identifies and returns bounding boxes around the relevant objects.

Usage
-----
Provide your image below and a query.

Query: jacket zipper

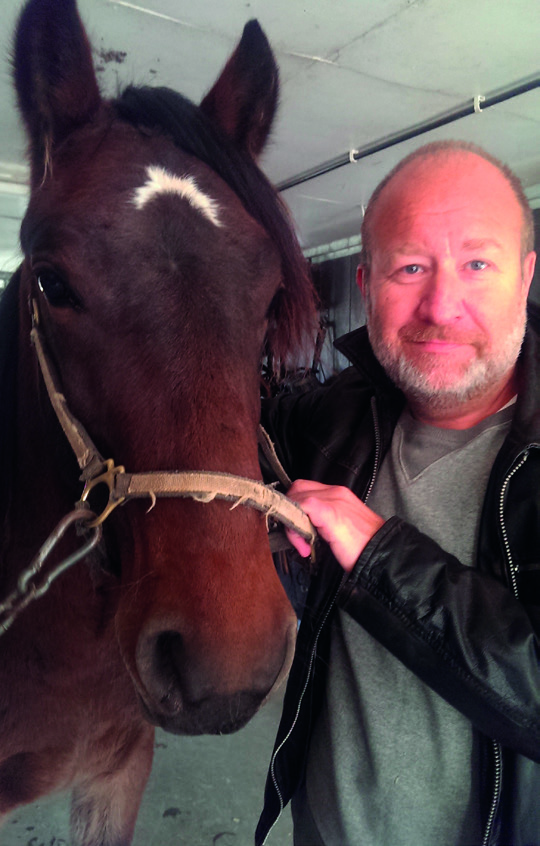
[363,395,381,504]
[263,575,346,845]
[263,396,383,843]
[481,448,530,846]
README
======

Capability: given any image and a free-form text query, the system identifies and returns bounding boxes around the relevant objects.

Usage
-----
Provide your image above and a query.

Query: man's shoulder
[262,363,374,427]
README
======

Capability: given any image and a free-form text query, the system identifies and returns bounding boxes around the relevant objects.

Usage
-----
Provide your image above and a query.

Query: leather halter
[30,299,316,547]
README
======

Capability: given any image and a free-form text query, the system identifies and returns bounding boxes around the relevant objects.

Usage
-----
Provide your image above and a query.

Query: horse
[0,0,317,842]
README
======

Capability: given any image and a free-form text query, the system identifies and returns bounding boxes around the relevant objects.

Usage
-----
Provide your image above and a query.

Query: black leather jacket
[256,307,540,846]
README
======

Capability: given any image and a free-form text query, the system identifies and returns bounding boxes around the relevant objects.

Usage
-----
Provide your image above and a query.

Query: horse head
[8,0,317,736]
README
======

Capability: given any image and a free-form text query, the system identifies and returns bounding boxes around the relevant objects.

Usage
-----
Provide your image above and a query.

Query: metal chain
[0,507,102,636]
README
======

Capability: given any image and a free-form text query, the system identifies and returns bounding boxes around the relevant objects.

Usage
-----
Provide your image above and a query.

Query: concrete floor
[1,692,292,846]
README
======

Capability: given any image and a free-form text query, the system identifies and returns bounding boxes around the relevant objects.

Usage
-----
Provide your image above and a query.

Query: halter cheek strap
[30,298,316,548]
[30,299,105,480]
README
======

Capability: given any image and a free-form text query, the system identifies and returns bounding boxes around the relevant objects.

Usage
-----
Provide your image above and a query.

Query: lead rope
[257,425,303,558]
[257,425,292,489]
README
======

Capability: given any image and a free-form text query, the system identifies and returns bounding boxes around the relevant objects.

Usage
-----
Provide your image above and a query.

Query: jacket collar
[333,304,540,447]
[511,303,540,448]
[334,325,395,393]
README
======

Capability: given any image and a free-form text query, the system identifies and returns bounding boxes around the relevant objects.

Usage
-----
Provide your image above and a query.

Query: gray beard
[367,313,527,414]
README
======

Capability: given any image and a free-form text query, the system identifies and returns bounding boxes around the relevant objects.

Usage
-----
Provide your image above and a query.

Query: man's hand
[286,479,385,572]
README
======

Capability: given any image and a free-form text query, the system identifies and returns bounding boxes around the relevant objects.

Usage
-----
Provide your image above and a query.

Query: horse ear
[13,0,101,185]
[200,20,279,160]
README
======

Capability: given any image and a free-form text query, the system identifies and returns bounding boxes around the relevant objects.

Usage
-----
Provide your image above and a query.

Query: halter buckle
[79,459,126,527]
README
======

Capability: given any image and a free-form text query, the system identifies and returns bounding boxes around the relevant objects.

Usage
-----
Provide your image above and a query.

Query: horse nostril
[134,619,296,735]
[152,631,187,709]
[153,630,226,707]
[134,629,185,715]
[155,631,185,688]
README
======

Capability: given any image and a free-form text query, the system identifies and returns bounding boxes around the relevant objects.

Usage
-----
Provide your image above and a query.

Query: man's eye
[468,260,488,271]
[402,264,422,275]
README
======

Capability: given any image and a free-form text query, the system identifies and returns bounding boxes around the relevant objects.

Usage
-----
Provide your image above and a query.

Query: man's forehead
[380,152,513,201]
[371,152,523,237]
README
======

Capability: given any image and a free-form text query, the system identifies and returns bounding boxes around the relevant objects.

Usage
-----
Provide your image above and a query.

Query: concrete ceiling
[0,0,539,276]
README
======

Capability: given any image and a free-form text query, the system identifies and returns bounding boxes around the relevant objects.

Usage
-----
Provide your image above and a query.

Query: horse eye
[37,270,81,309]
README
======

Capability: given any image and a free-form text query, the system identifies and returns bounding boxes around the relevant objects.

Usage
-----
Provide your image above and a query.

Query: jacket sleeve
[339,516,540,764]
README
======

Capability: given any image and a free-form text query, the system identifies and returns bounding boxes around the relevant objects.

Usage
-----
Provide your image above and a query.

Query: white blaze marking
[132,165,222,227]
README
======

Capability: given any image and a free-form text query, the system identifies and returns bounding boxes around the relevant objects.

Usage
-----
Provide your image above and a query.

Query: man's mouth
[400,326,481,352]
[411,339,471,353]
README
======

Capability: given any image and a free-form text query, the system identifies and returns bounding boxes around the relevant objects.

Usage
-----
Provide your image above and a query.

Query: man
[255,140,539,846]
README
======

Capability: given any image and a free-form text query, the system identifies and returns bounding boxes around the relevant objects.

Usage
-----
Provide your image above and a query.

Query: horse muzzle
[133,617,297,735]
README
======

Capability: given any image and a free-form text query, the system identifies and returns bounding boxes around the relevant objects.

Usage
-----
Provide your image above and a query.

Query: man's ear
[356,265,366,295]
[523,251,537,297]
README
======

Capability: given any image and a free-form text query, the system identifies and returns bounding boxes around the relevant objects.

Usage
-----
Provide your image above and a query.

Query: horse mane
[0,271,20,543]
[114,85,318,368]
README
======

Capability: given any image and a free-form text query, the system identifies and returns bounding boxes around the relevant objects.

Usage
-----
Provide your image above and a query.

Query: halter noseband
[30,299,316,548]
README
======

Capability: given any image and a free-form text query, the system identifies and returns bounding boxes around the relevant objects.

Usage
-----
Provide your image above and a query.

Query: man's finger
[285,526,312,559]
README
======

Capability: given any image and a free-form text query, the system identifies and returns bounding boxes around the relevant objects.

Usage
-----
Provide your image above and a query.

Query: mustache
[398,325,484,345]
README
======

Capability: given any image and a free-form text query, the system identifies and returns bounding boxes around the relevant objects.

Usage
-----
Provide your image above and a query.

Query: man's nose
[415,265,464,324]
